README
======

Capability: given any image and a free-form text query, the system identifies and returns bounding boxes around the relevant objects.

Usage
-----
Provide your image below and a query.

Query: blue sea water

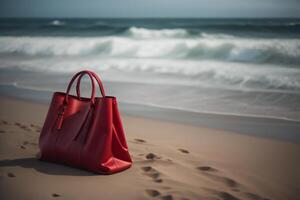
[0,18,300,121]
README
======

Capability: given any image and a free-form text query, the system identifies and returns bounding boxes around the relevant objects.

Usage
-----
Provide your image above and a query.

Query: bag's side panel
[111,99,132,164]
[80,98,114,174]
[98,98,132,174]
[39,92,66,162]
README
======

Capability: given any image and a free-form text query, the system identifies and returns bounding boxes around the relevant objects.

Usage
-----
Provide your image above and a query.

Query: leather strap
[57,71,96,130]
[75,70,106,99]
[64,70,96,105]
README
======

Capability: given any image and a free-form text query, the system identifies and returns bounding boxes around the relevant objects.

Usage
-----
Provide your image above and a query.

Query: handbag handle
[75,70,106,99]
[64,70,96,105]
[56,71,96,130]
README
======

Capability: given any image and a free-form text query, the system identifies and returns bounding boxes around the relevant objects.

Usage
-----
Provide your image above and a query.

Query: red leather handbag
[38,70,132,174]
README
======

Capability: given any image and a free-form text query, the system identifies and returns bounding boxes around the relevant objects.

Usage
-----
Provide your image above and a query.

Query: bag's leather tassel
[56,107,65,130]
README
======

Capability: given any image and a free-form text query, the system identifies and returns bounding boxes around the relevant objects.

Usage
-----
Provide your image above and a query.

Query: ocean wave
[1,57,300,92]
[43,22,300,31]
[125,27,189,38]
[0,36,299,65]
[48,20,66,26]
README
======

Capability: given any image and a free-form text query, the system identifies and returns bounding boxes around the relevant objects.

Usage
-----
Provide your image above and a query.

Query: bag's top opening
[54,92,116,101]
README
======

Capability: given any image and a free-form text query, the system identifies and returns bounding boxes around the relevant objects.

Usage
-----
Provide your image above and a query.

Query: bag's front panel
[54,96,91,167]
[40,92,92,167]
[39,92,66,162]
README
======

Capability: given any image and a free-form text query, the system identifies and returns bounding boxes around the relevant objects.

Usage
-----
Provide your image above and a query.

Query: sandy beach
[0,97,299,200]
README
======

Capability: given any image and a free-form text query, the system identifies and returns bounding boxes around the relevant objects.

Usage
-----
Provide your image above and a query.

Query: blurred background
[0,0,300,123]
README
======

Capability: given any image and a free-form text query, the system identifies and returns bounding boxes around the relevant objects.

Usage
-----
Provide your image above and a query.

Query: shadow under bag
[38,70,132,174]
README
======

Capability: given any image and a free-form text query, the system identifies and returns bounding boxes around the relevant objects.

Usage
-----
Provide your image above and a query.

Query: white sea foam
[0,36,299,65]
[0,32,299,92]
[126,27,189,38]
[49,20,65,26]
[1,57,300,92]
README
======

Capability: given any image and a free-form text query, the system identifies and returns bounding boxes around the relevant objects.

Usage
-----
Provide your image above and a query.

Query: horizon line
[0,16,300,20]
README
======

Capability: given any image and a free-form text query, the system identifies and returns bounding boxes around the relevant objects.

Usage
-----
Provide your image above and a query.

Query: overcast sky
[0,0,299,18]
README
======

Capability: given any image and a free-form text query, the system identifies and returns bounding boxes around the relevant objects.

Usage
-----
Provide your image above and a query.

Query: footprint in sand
[30,124,39,128]
[142,166,153,172]
[21,126,31,131]
[197,166,218,172]
[134,138,146,143]
[215,191,240,200]
[213,175,238,188]
[145,153,173,165]
[7,172,16,178]
[29,124,42,132]
[244,192,271,200]
[197,166,239,189]
[35,129,41,133]
[145,189,177,200]
[154,178,163,183]
[208,173,239,188]
[52,193,61,198]
[23,141,38,146]
[160,194,174,200]
[18,141,38,150]
[205,188,240,200]
[141,166,163,183]
[178,148,189,154]
[14,122,32,131]
[145,153,160,160]
[145,189,161,197]
[1,120,9,125]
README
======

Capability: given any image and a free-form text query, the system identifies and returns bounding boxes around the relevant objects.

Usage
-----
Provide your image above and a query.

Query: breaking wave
[0,35,299,65]
[125,27,189,38]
